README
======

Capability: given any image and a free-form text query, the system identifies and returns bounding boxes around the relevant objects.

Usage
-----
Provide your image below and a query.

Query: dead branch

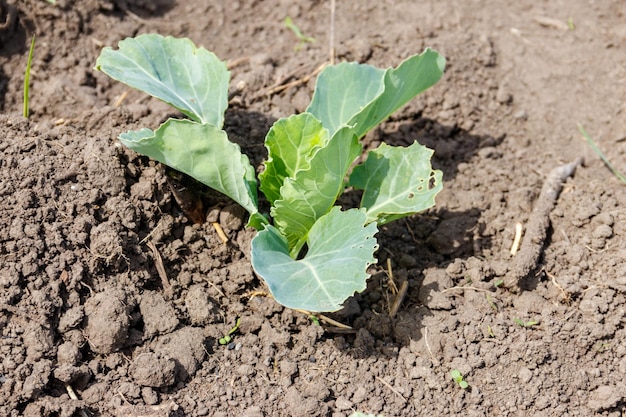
[504,158,583,291]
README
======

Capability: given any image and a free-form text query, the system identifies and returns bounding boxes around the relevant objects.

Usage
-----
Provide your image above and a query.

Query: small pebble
[196,403,209,416]
[335,396,354,411]
[588,385,622,411]
[308,355,316,363]
[594,212,614,226]
[227,342,236,350]
[514,109,528,120]
[141,387,159,405]
[235,343,242,351]
[477,146,502,159]
[496,86,512,104]
[592,224,613,239]
[518,367,533,384]
[445,259,465,278]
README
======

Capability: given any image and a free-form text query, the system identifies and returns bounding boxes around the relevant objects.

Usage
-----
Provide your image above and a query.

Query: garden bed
[1,1,625,416]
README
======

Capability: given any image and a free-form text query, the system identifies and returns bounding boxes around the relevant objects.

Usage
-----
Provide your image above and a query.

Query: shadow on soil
[0,0,30,111]
[108,108,277,286]
[120,0,177,18]
[328,116,504,357]
[380,116,505,180]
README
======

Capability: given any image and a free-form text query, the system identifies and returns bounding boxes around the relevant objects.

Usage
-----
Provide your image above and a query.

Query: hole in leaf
[428,174,437,190]
[407,192,415,199]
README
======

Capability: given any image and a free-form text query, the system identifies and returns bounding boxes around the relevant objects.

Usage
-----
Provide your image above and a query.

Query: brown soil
[1,0,625,416]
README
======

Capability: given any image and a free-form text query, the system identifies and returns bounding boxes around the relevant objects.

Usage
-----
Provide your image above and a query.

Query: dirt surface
[1,0,625,416]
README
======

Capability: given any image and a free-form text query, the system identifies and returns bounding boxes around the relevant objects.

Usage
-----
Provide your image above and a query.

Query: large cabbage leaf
[251,207,378,312]
[96,33,229,127]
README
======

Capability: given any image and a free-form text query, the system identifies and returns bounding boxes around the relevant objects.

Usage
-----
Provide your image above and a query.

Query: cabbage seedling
[218,317,241,345]
[284,17,316,50]
[95,34,445,312]
[450,369,469,389]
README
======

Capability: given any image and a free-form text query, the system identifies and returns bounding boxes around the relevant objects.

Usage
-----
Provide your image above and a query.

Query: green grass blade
[579,124,626,185]
[23,35,36,118]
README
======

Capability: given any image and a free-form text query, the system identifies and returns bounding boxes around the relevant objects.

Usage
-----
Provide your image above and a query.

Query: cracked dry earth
[1,0,625,416]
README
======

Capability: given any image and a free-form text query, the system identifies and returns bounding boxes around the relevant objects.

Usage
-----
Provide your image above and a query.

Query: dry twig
[504,158,583,290]
[146,241,170,289]
[227,56,250,70]
[318,314,352,329]
[295,309,353,329]
[65,385,89,417]
[441,285,492,294]
[389,280,409,318]
[424,326,439,366]
[510,222,523,255]
[254,63,326,98]
[546,269,571,305]
[212,222,229,244]
[385,258,399,294]
[113,90,129,107]
[375,376,407,403]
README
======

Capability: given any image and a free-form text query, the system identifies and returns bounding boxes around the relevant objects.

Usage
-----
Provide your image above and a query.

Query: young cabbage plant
[95,34,445,312]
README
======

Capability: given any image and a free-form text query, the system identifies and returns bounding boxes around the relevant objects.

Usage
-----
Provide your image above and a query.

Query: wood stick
[510,222,523,255]
[212,222,229,244]
[389,280,409,318]
[146,241,170,289]
[504,158,582,290]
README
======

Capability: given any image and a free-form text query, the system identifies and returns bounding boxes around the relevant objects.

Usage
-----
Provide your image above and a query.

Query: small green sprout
[450,369,469,389]
[487,325,495,338]
[284,17,316,50]
[23,35,36,118]
[218,317,241,345]
[514,318,538,328]
[493,279,504,288]
[567,17,575,30]
[309,315,320,326]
